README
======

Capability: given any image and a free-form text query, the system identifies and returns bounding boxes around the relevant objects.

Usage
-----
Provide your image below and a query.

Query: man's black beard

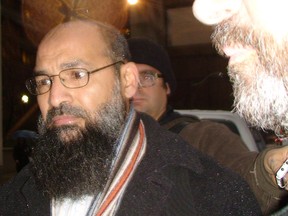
[31,81,126,201]
[31,124,115,201]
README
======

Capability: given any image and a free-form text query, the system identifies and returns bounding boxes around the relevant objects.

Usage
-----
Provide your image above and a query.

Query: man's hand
[264,146,288,189]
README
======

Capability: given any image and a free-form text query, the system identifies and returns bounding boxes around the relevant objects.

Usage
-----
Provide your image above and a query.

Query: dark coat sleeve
[159,163,262,216]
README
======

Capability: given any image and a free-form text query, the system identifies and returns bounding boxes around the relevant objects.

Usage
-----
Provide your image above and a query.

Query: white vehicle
[176,109,266,152]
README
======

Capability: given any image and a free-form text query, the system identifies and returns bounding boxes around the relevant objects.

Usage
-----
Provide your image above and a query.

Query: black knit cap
[127,38,177,94]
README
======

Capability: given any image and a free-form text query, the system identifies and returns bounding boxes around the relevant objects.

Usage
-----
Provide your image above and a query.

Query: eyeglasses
[26,61,123,95]
[138,70,163,88]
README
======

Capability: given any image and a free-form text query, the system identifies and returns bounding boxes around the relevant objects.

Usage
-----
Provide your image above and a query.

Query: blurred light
[128,0,138,5]
[21,94,29,104]
[22,51,31,65]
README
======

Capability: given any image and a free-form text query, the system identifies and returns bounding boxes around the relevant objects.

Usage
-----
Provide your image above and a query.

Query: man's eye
[71,70,87,80]
[141,72,153,79]
[144,75,152,79]
[36,78,51,87]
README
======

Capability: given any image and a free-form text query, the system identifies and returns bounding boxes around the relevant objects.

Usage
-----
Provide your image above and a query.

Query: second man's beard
[31,82,127,201]
[212,16,288,131]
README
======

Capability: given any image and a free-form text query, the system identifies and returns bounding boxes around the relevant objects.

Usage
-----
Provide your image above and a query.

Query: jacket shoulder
[0,165,50,215]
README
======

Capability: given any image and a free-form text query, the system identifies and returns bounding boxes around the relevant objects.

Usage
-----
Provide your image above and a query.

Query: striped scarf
[88,108,147,215]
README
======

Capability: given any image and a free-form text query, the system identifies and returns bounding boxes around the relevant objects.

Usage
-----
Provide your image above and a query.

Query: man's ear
[165,83,171,96]
[120,62,139,98]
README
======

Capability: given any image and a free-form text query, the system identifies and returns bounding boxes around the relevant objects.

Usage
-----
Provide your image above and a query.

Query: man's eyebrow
[33,59,91,75]
[33,69,46,76]
[60,59,89,69]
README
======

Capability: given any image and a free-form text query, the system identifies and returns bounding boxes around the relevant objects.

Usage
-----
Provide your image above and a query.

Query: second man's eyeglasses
[139,70,163,88]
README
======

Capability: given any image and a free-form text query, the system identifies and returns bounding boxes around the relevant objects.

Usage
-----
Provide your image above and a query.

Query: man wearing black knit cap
[128,38,177,95]
[129,38,176,120]
[129,37,288,215]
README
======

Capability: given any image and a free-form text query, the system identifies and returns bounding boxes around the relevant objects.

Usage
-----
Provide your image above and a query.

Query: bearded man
[192,0,288,215]
[193,0,288,132]
[0,19,261,215]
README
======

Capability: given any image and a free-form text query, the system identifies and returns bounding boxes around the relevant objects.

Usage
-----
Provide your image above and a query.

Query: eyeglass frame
[25,61,124,95]
[138,70,164,88]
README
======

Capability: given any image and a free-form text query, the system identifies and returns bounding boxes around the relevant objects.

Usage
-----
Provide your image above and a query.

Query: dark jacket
[0,113,261,215]
[159,107,288,215]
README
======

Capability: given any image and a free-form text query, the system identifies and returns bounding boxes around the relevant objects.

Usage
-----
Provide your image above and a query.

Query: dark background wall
[168,44,232,110]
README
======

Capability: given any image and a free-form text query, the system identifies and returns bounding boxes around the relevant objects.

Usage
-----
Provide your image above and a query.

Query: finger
[283,174,288,190]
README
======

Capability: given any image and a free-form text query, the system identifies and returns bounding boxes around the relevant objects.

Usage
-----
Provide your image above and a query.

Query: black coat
[0,113,261,216]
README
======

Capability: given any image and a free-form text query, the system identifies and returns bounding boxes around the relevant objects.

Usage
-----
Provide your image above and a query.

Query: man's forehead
[43,20,101,40]
[38,21,107,53]
[36,27,107,65]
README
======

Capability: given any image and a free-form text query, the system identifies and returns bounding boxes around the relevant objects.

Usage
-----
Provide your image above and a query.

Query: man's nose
[192,0,242,25]
[49,77,72,108]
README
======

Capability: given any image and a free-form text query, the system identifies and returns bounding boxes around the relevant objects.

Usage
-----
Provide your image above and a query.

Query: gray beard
[229,62,288,131]
[31,81,127,201]
[212,17,288,131]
